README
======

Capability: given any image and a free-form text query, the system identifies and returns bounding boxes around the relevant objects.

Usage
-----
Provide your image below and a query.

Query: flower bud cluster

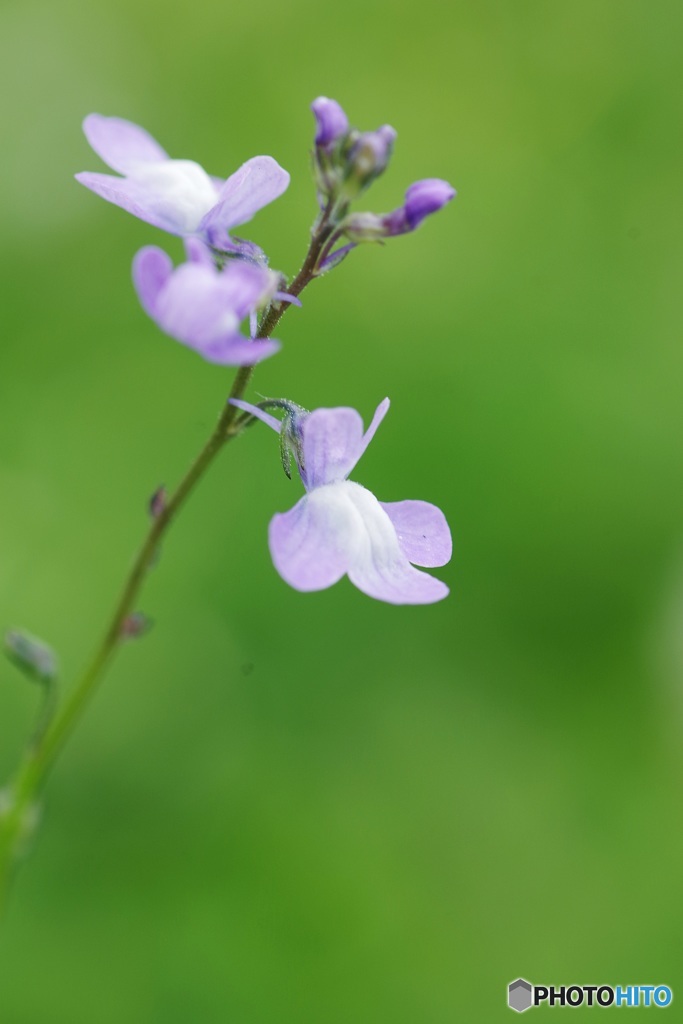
[312,97,397,205]
[310,97,455,271]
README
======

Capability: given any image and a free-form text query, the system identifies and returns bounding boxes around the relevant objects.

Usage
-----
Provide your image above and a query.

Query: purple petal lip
[269,481,450,605]
[77,114,290,240]
[311,97,349,147]
[133,246,280,366]
[380,499,452,567]
[404,178,455,229]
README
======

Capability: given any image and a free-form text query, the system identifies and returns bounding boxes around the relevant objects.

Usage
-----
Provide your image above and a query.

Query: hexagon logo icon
[508,978,533,1012]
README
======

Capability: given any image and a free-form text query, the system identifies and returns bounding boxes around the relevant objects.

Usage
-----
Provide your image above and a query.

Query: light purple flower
[133,240,280,365]
[230,397,451,604]
[76,114,290,247]
[311,97,349,148]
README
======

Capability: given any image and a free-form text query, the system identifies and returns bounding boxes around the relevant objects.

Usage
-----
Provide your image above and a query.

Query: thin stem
[0,207,337,907]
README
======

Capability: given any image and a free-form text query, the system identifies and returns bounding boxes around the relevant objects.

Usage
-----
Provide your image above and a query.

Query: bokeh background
[1,0,683,1020]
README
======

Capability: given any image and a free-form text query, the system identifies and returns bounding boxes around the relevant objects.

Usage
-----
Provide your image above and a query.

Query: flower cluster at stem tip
[76,97,456,604]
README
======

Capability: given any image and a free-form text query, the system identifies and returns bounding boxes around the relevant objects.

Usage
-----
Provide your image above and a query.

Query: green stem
[0,207,336,910]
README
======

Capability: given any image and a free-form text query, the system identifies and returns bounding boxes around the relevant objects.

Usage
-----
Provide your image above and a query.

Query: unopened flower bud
[311,97,349,148]
[121,612,153,640]
[403,178,456,230]
[0,787,41,857]
[340,177,455,244]
[149,485,167,518]
[345,125,397,196]
[4,629,58,684]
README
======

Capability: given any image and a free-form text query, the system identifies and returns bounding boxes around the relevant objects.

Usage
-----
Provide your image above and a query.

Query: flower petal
[217,261,272,319]
[199,336,280,366]
[132,243,280,367]
[301,407,365,488]
[342,484,449,604]
[77,160,219,236]
[132,246,173,319]
[184,237,214,266]
[269,493,349,592]
[132,160,219,233]
[75,172,186,235]
[82,114,169,175]
[153,263,232,344]
[300,398,390,488]
[140,261,279,365]
[349,557,449,604]
[380,500,452,567]
[356,397,390,465]
[200,156,290,233]
[269,481,448,604]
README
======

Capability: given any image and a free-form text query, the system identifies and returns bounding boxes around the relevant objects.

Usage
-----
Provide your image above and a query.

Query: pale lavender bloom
[76,114,289,247]
[230,397,451,604]
[311,97,349,148]
[133,240,280,365]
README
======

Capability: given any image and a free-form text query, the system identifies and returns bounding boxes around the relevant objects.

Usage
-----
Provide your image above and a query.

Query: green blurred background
[1,0,683,1019]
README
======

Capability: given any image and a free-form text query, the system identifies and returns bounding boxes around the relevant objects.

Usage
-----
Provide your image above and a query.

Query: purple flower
[133,240,280,365]
[311,97,349,148]
[76,114,290,247]
[230,397,451,604]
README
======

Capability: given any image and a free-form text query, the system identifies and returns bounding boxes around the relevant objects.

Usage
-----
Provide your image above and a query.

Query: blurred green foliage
[1,0,683,1020]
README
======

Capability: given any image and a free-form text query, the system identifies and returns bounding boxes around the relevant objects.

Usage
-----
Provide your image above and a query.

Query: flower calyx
[230,398,309,480]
